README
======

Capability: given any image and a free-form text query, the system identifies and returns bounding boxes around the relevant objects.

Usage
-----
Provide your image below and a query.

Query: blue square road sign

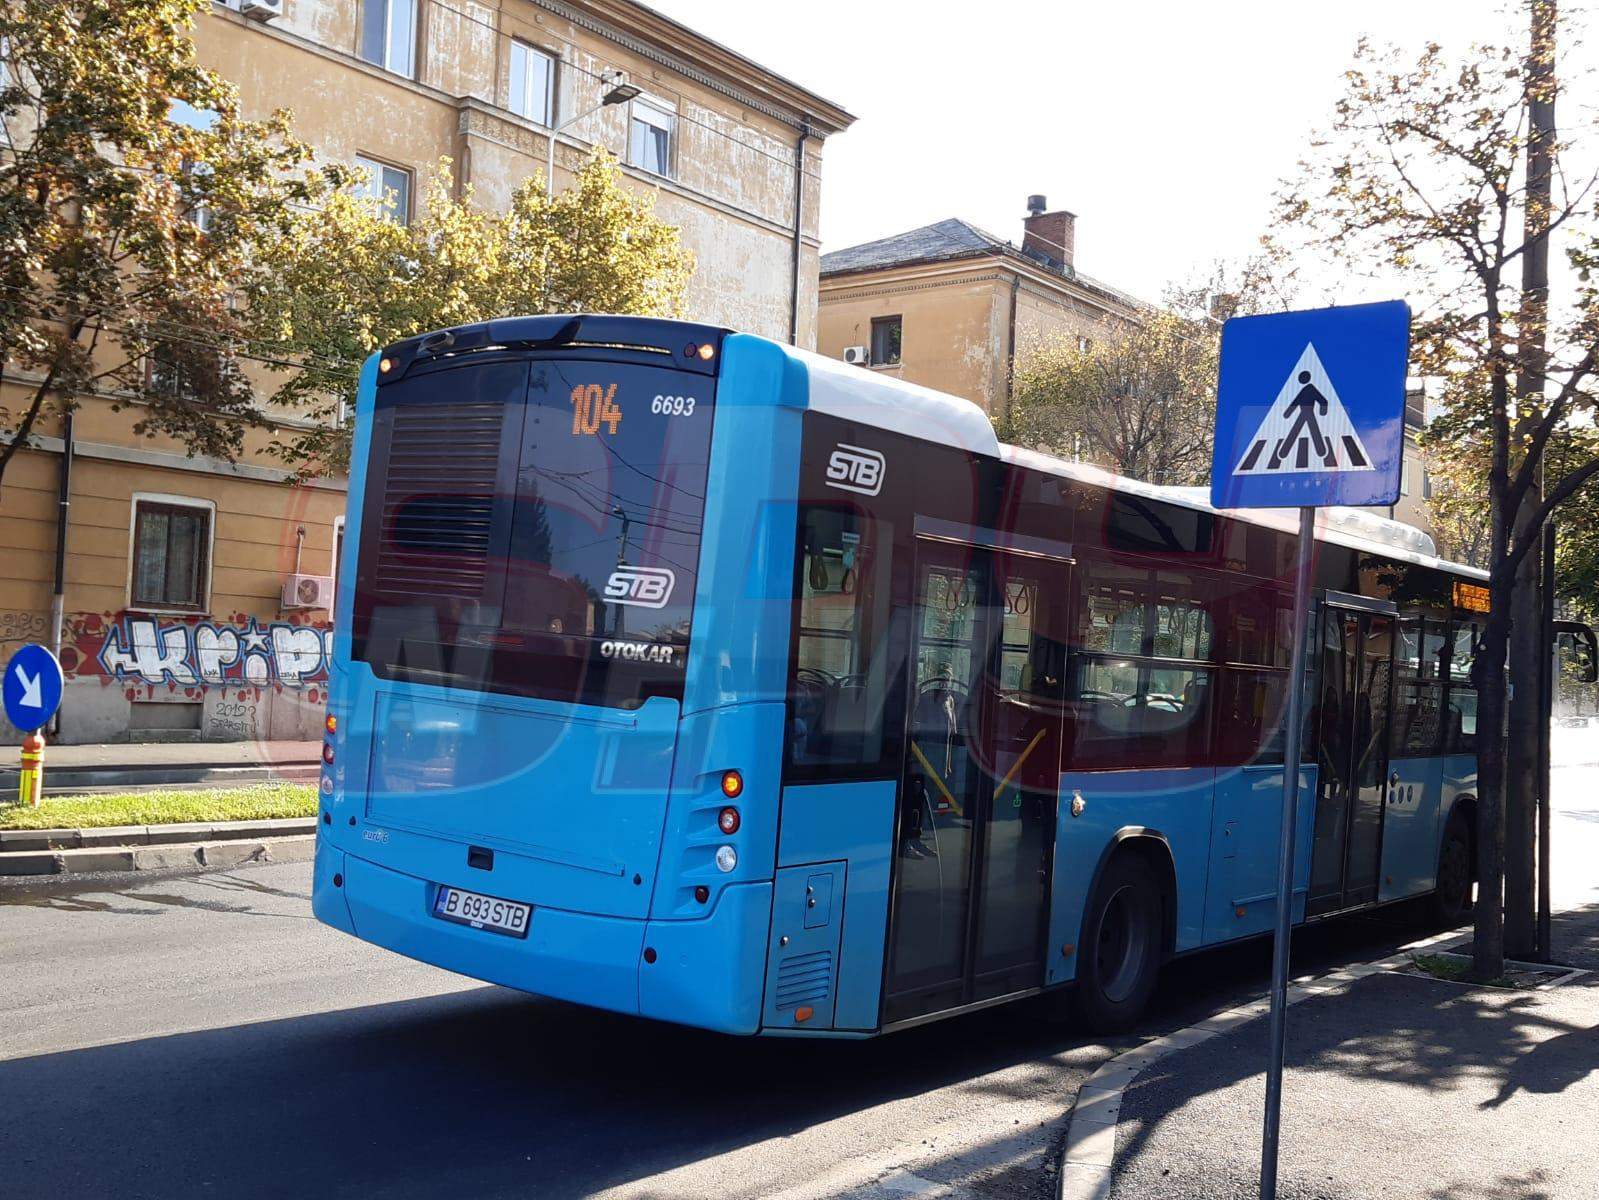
[1210,300,1411,510]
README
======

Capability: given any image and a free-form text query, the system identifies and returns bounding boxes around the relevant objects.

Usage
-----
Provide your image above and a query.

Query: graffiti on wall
[60,613,332,693]
[0,611,49,656]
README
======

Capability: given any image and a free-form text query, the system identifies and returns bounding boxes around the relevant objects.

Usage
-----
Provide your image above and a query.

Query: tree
[1000,309,1220,486]
[0,0,325,492]
[248,150,695,475]
[1422,437,1493,569]
[1278,1,1599,977]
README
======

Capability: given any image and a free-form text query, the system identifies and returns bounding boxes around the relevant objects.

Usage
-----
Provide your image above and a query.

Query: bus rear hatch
[346,322,720,918]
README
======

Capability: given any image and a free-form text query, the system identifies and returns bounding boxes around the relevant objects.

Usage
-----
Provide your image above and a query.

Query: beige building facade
[817,199,1144,418]
[0,0,850,745]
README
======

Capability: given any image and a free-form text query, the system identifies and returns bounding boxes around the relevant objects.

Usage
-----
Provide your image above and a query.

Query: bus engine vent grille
[774,949,833,1009]
[375,402,504,599]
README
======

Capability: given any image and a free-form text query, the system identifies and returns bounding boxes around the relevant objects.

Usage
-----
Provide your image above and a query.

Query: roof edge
[562,0,856,134]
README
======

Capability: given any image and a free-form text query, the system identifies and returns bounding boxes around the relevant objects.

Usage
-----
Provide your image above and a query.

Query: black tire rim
[1096,884,1152,1004]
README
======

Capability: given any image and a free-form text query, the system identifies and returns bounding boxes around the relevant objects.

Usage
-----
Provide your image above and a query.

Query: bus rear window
[351,353,716,707]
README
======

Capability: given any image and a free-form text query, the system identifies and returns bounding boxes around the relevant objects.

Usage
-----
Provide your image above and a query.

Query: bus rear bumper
[319,847,774,1034]
[334,850,646,1019]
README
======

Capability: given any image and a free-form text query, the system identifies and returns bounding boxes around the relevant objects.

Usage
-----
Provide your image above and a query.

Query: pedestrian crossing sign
[1210,300,1410,510]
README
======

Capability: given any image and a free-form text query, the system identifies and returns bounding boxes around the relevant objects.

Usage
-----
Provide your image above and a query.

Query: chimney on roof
[1022,196,1076,271]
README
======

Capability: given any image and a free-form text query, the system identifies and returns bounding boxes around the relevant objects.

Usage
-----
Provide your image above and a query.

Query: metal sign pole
[1260,504,1316,1200]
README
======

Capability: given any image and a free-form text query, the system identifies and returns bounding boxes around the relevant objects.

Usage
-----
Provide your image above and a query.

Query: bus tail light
[325,713,337,735]
[718,806,740,835]
[322,742,335,765]
[720,770,743,799]
[715,845,737,873]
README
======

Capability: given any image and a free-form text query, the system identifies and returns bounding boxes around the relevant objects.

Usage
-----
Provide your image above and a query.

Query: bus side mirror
[1553,621,1598,685]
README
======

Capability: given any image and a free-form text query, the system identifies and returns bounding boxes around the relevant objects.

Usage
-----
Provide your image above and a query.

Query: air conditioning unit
[842,345,870,366]
[239,0,283,22]
[282,573,334,610]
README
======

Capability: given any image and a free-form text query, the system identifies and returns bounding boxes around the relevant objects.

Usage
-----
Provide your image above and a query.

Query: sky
[648,0,1583,306]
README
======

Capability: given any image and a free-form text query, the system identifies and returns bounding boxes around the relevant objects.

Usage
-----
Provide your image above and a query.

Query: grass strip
[0,782,317,830]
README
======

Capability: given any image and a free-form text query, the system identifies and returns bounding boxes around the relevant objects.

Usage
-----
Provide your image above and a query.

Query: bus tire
[1429,809,1473,928]
[1076,853,1164,1034]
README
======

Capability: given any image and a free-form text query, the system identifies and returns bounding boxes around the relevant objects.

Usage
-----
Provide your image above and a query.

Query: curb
[1056,928,1467,1200]
[0,762,319,795]
[0,834,315,877]
[0,816,315,854]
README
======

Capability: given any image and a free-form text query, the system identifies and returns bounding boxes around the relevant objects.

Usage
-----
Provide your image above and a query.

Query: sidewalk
[0,740,320,793]
[1091,905,1599,1200]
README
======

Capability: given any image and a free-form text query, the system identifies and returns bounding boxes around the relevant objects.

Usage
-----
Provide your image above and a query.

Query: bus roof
[789,343,1488,583]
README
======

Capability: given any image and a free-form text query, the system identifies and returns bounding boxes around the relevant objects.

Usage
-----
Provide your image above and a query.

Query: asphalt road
[8,751,1575,1200]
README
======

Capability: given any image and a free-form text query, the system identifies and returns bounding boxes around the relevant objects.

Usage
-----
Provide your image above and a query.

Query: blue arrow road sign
[1210,300,1411,510]
[4,643,64,732]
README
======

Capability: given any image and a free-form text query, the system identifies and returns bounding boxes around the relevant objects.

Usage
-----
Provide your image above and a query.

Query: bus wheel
[1076,854,1164,1034]
[1429,810,1473,928]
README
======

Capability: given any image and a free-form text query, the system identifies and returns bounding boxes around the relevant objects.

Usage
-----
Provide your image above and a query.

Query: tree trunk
[1474,591,1511,981]
[1504,0,1558,962]
[1504,502,1540,958]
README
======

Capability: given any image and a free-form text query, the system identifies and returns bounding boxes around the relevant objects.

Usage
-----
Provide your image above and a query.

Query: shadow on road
[0,886,1470,1200]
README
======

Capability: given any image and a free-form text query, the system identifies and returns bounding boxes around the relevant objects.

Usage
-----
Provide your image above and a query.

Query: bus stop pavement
[1062,906,1599,1200]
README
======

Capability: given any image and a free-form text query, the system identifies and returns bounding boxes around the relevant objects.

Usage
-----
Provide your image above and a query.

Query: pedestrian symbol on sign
[1233,343,1375,477]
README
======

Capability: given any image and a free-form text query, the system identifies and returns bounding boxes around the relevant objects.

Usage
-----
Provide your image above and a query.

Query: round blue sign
[3,643,64,732]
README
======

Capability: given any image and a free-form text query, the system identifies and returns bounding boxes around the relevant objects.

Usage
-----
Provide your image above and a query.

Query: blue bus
[313,314,1493,1036]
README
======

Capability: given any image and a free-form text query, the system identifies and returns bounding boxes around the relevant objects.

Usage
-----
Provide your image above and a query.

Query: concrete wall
[198,1,831,345]
[0,440,342,745]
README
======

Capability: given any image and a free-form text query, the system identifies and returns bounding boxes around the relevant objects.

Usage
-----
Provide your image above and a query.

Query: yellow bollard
[18,730,44,808]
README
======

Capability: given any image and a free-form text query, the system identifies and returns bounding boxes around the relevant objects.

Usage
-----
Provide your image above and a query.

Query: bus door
[884,534,1069,1023]
[1308,600,1397,915]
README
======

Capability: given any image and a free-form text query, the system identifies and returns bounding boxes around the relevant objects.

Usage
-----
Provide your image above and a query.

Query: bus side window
[786,505,896,772]
[1065,562,1215,769]
[1443,619,1480,754]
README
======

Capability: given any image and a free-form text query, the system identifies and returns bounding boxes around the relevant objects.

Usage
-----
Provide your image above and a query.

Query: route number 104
[571,383,622,436]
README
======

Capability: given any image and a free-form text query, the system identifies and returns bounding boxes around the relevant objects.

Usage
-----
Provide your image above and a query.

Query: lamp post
[546,72,642,197]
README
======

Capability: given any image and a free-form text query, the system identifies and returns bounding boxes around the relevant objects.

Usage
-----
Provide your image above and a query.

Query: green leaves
[0,0,327,487]
[248,149,694,475]
[1002,310,1219,487]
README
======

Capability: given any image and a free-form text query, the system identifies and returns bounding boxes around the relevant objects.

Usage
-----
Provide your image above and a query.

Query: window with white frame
[355,155,413,225]
[147,342,200,399]
[510,41,556,126]
[360,0,417,78]
[628,96,675,178]
[130,495,214,613]
[169,100,220,232]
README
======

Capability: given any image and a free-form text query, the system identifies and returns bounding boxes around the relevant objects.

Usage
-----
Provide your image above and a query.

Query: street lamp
[546,72,642,196]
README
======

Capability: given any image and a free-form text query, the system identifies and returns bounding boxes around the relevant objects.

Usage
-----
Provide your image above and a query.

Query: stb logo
[825,443,886,496]
[603,566,676,609]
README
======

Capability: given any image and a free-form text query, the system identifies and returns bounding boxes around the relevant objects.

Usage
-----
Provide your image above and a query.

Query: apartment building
[817,197,1144,418]
[0,0,851,744]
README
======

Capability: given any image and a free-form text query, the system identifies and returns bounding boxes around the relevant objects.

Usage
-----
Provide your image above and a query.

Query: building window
[360,0,417,78]
[169,100,219,232]
[870,316,902,367]
[356,156,413,225]
[147,343,199,399]
[510,41,556,126]
[628,96,675,178]
[130,496,213,613]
